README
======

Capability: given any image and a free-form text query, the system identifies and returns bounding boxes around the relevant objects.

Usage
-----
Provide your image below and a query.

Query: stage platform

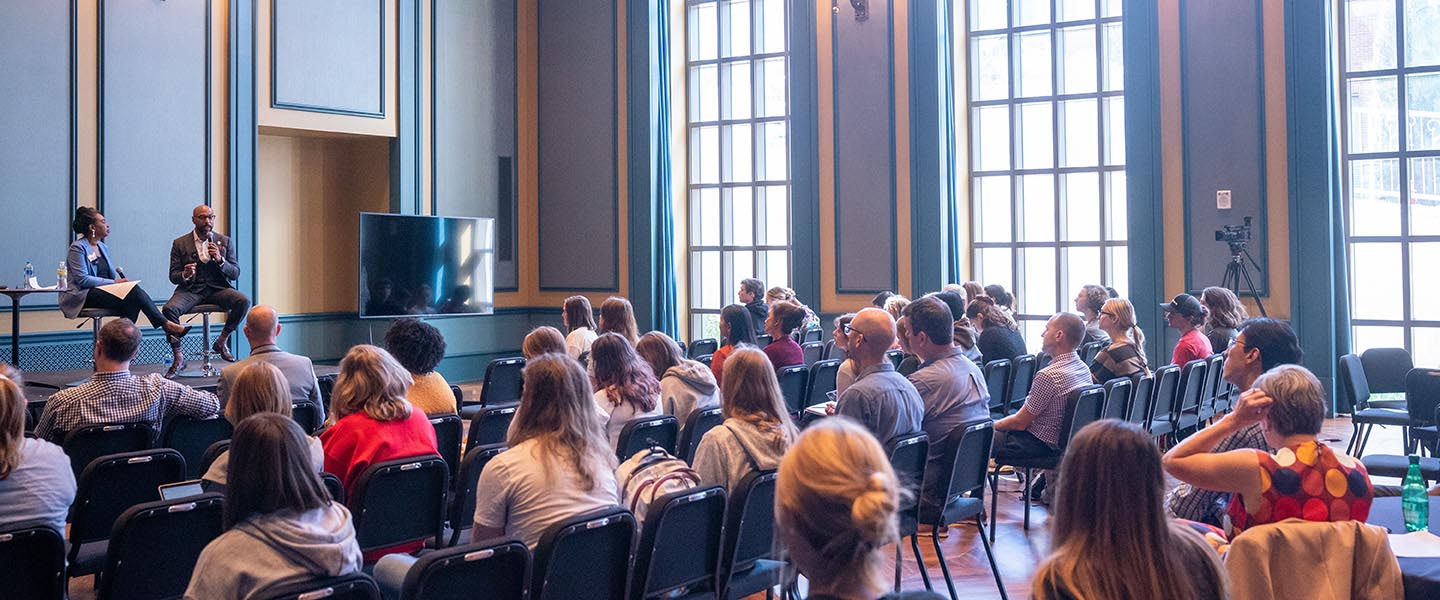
[22,361,341,392]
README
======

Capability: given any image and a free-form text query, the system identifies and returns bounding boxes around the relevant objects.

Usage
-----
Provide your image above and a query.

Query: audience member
[768,286,821,336]
[589,333,663,450]
[776,418,946,600]
[711,303,758,386]
[1032,420,1227,600]
[217,305,322,410]
[185,413,362,600]
[35,318,219,443]
[636,331,720,432]
[1105,286,1119,298]
[832,308,924,446]
[598,296,640,344]
[522,326,568,359]
[1072,284,1113,346]
[1162,293,1213,366]
[739,278,768,334]
[1164,365,1372,535]
[832,312,859,395]
[562,295,599,360]
[693,347,797,493]
[893,316,921,376]
[203,362,324,490]
[1090,298,1149,383]
[383,318,455,415]
[882,295,909,323]
[871,290,895,309]
[962,281,986,305]
[932,291,982,363]
[902,296,989,526]
[762,299,807,369]
[993,313,1091,500]
[0,372,75,533]
[983,284,1016,318]
[966,298,1027,366]
[1200,286,1248,352]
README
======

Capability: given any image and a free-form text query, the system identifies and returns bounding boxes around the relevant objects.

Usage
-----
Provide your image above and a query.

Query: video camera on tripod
[1215,216,1253,253]
[1213,216,1266,317]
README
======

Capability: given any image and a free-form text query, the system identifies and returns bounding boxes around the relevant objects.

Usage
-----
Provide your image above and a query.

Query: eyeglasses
[1100,311,1116,317]
[840,323,855,335]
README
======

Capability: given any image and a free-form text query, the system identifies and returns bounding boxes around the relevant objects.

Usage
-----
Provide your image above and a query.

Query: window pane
[1057,26,1098,95]
[1414,327,1440,369]
[1018,102,1054,169]
[694,251,721,309]
[972,0,1009,30]
[1057,0,1095,22]
[758,121,787,180]
[1103,22,1124,92]
[723,187,754,246]
[691,65,718,122]
[973,106,1012,170]
[1406,73,1440,150]
[1413,243,1440,321]
[1104,97,1125,165]
[1349,159,1402,236]
[1102,0,1121,18]
[757,185,788,245]
[725,250,755,293]
[1351,243,1404,320]
[1413,157,1440,235]
[756,0,785,54]
[1014,0,1050,26]
[1015,31,1052,98]
[689,3,718,61]
[760,250,789,288]
[721,61,752,119]
[1405,0,1440,67]
[1349,77,1399,153]
[1106,171,1128,241]
[723,0,751,57]
[975,176,1013,243]
[722,124,753,182]
[693,126,720,184]
[1062,172,1101,241]
[1348,0,1397,71]
[1353,326,1406,354]
[1020,320,1044,354]
[1022,247,1058,314]
[971,35,1010,102]
[1060,99,1099,167]
[1106,245,1128,297]
[1018,174,1055,242]
[757,57,787,117]
[977,248,1013,291]
[691,188,720,246]
[1062,247,1103,303]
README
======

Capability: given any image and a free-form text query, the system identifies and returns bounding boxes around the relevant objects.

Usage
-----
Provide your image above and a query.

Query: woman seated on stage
[0,370,75,534]
[202,362,324,492]
[589,333,662,450]
[60,207,190,343]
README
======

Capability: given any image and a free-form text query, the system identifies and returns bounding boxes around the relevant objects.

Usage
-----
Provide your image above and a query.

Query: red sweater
[320,407,439,560]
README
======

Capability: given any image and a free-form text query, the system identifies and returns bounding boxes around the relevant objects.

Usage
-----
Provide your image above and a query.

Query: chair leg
[200,312,215,377]
[931,529,957,600]
[910,533,932,591]
[975,516,1009,600]
[1347,422,1359,455]
[893,543,901,592]
[1022,468,1032,531]
[988,471,999,543]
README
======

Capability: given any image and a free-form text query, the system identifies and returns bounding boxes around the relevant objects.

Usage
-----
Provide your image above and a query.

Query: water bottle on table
[56,262,68,290]
[1404,454,1429,532]
[22,262,34,289]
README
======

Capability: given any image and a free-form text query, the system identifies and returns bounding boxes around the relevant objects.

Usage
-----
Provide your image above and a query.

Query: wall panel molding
[271,0,385,117]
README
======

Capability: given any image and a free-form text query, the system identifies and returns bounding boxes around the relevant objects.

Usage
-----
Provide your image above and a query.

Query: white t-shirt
[593,389,664,450]
[0,438,76,533]
[472,438,619,547]
[565,327,598,360]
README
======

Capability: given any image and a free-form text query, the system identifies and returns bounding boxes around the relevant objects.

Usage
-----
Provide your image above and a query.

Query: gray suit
[216,344,322,409]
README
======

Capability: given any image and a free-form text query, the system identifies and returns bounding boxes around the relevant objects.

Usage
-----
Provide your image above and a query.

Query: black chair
[68,449,188,576]
[1362,347,1415,408]
[1340,354,1410,457]
[530,507,636,600]
[429,413,464,486]
[160,415,234,479]
[460,357,525,420]
[62,422,155,478]
[1007,355,1037,413]
[322,472,346,504]
[292,400,325,434]
[885,349,905,369]
[1036,353,1053,370]
[922,420,1006,600]
[1100,377,1133,421]
[1407,368,1440,455]
[0,525,66,600]
[717,471,785,600]
[399,538,529,600]
[1078,341,1105,364]
[804,359,842,408]
[317,373,337,415]
[199,439,231,476]
[448,444,507,546]
[886,432,930,593]
[800,341,825,366]
[776,365,809,417]
[348,455,449,554]
[466,404,519,452]
[1127,374,1156,427]
[689,338,719,359]
[696,354,714,368]
[800,328,822,343]
[983,359,1012,419]
[755,334,773,348]
[677,407,725,463]
[1147,365,1181,441]
[1199,354,1226,423]
[989,385,1104,536]
[1363,404,1440,480]
[255,573,382,600]
[450,385,465,414]
[617,415,680,461]
[98,494,225,600]
[630,487,728,599]
[1172,359,1208,436]
[821,339,837,360]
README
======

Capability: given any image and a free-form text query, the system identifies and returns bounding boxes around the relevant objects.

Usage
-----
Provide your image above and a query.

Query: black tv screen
[359,213,494,318]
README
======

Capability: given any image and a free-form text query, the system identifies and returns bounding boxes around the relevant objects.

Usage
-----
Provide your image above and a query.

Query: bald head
[1044,312,1086,355]
[191,204,216,235]
[243,305,279,345]
[850,308,896,365]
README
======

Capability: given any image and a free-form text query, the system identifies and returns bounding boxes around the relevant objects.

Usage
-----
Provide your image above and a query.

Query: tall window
[1341,0,1440,365]
[684,0,792,342]
[961,0,1126,347]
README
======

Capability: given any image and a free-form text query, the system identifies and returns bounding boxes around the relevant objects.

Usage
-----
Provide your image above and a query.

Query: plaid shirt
[1017,351,1093,447]
[35,370,221,443]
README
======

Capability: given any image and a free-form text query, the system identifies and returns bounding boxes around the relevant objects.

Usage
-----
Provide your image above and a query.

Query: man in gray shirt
[833,308,924,446]
[216,305,322,409]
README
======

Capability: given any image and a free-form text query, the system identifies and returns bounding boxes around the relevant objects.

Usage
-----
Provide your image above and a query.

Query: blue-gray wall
[271,0,385,116]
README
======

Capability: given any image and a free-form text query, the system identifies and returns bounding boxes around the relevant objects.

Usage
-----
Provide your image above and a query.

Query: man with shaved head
[162,204,251,377]
[994,312,1092,500]
[215,305,321,410]
[831,307,924,446]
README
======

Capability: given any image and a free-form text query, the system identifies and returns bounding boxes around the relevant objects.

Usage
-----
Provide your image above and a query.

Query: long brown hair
[522,326,568,359]
[965,297,1018,331]
[330,345,413,422]
[719,348,797,446]
[562,295,596,332]
[0,374,25,479]
[1201,286,1249,330]
[589,333,659,411]
[224,413,331,528]
[598,297,639,344]
[226,362,292,425]
[507,354,615,489]
[636,331,686,377]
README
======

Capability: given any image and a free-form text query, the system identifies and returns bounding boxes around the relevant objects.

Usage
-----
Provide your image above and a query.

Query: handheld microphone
[116,267,126,279]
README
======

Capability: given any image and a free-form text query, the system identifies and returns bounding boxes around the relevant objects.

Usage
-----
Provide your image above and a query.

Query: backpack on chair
[617,445,702,524]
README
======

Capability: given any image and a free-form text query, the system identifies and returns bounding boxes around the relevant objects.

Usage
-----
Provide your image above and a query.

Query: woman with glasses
[1090,298,1149,383]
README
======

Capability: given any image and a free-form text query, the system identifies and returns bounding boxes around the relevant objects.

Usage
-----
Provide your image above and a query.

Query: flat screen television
[359,213,494,318]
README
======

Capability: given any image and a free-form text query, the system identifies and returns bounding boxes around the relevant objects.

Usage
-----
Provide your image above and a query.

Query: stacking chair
[1339,354,1409,457]
[989,385,1104,536]
[465,404,519,452]
[199,439,230,476]
[448,444,507,546]
[1078,341,1105,364]
[983,359,1012,419]
[460,358,525,420]
[399,538,529,600]
[755,334,773,348]
[1361,347,1414,410]
[776,365,809,418]
[1406,368,1440,455]
[450,385,465,413]
[689,338,719,359]
[322,472,346,504]
[97,494,225,600]
[804,359,842,408]
[617,416,680,460]
[921,420,1006,600]
[317,374,337,415]
[1100,377,1133,421]
[348,455,448,554]
[885,432,930,593]
[800,341,825,366]
[530,507,636,600]
[717,471,785,600]
[1007,355,1038,413]
[630,487,728,599]
[0,525,66,600]
[821,339,837,360]
[160,415,234,479]
[1147,365,1181,442]
[800,328,822,343]
[1173,359,1209,436]
[429,413,464,486]
[696,354,714,368]
[68,449,188,576]
[677,407,725,463]
[1127,374,1156,427]
[1363,404,1440,481]
[62,422,154,478]
[291,400,325,434]
[255,573,382,600]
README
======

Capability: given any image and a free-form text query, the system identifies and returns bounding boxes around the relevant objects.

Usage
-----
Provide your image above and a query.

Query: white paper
[804,401,836,417]
[96,280,140,299]
[1388,530,1440,557]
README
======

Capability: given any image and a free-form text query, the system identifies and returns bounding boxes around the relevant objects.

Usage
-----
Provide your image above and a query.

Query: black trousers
[82,284,169,329]
[163,287,251,333]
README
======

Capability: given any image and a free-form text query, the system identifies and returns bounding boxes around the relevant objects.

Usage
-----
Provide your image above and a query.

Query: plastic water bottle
[1404,454,1429,532]
[56,262,68,290]
[22,262,34,288]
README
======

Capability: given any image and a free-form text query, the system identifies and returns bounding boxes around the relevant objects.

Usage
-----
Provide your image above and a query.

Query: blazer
[168,232,240,294]
[60,238,119,318]
[215,344,323,409]
[1225,518,1402,600]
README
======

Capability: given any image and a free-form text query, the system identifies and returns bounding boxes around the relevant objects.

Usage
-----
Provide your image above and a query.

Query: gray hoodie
[692,418,790,494]
[660,360,721,432]
[184,503,363,600]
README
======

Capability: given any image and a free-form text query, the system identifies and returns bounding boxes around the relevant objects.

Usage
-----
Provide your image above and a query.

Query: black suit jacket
[169,232,240,294]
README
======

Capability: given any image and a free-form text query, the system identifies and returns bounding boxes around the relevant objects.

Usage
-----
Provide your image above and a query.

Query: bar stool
[76,308,123,347]
[176,304,224,378]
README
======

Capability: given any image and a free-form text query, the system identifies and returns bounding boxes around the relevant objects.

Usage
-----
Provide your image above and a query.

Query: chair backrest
[822,339,836,360]
[449,385,465,413]
[719,470,778,582]
[254,573,382,600]
[885,349,906,369]
[1058,385,1106,452]
[160,415,234,479]
[1036,353,1053,370]
[1079,341,1105,364]
[1149,364,1181,423]
[1175,359,1209,417]
[99,494,225,600]
[933,420,995,519]
[429,413,464,485]
[1101,377,1133,421]
[479,357,527,406]
[400,538,529,600]
[616,415,680,460]
[676,407,725,463]
[804,359,842,407]
[800,341,825,366]
[801,328,822,343]
[449,444,507,546]
[62,422,155,477]
[695,354,714,368]
[317,374,337,415]
[776,365,809,415]
[886,432,929,536]
[322,472,346,504]
[983,359,1012,414]
[199,439,231,476]
[1008,354,1038,408]
[1407,368,1440,426]
[1338,354,1371,412]
[292,401,324,434]
[688,338,719,359]
[531,507,636,600]
[1361,347,1414,395]
[755,334,773,348]
[0,525,66,600]
[69,449,188,549]
[631,487,727,599]
[1127,374,1155,425]
[348,455,448,552]
[466,404,519,452]
[1203,354,1226,410]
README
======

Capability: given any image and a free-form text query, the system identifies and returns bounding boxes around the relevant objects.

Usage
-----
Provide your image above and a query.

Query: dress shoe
[165,344,186,379]
[212,333,235,362]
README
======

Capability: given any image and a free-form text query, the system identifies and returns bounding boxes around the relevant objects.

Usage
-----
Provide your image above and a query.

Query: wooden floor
[66,413,1394,599]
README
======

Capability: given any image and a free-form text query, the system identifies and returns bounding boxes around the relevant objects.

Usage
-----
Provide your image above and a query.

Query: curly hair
[383,318,447,375]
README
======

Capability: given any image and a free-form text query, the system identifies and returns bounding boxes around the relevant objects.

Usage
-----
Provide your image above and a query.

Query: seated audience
[1164,365,1372,535]
[776,418,945,600]
[185,413,362,600]
[762,299,808,370]
[522,326,568,359]
[203,362,324,491]
[768,285,820,336]
[217,305,322,410]
[1033,420,1227,600]
[871,290,894,309]
[1201,286,1248,352]
[383,318,455,415]
[693,347,797,493]
[932,291,982,364]
[832,308,924,446]
[966,298,1027,366]
[35,318,219,443]
[962,281,986,305]
[739,277,768,334]
[993,313,1091,500]
[1073,284,1113,347]
[1090,298,1150,383]
[562,295,599,359]
[883,295,909,323]
[711,303,759,386]
[832,312,859,395]
[636,331,720,432]
[893,316,921,376]
[589,333,663,449]
[1162,293,1213,366]
[598,296,640,344]
[984,283,1016,319]
[0,371,75,533]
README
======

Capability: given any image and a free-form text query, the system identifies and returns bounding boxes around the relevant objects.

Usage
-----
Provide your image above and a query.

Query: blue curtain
[652,0,680,338]
[941,0,962,284]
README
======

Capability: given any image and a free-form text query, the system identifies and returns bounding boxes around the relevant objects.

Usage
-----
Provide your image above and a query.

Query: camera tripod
[1220,242,1268,317]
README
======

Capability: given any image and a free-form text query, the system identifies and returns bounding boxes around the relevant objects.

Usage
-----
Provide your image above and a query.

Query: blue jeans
[372,553,421,600]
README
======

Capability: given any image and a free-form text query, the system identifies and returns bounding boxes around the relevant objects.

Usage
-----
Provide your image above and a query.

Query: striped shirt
[1017,351,1092,447]
[34,370,221,443]
[1090,341,1149,383]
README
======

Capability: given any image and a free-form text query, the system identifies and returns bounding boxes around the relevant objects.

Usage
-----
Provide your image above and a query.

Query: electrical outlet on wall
[1216,190,1232,210]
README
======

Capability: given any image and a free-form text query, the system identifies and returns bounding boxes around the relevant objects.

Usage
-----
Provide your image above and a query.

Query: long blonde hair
[1101,298,1146,351]
[719,348,797,447]
[0,374,25,479]
[507,354,615,489]
[330,345,413,422]
[226,362,293,424]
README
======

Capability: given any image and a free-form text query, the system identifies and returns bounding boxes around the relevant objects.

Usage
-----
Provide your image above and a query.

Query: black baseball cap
[1160,293,1205,318]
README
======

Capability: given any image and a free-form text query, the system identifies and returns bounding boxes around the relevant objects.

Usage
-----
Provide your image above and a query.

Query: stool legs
[199,313,214,377]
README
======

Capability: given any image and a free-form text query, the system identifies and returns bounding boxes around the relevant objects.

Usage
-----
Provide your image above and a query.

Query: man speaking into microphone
[162,205,251,378]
